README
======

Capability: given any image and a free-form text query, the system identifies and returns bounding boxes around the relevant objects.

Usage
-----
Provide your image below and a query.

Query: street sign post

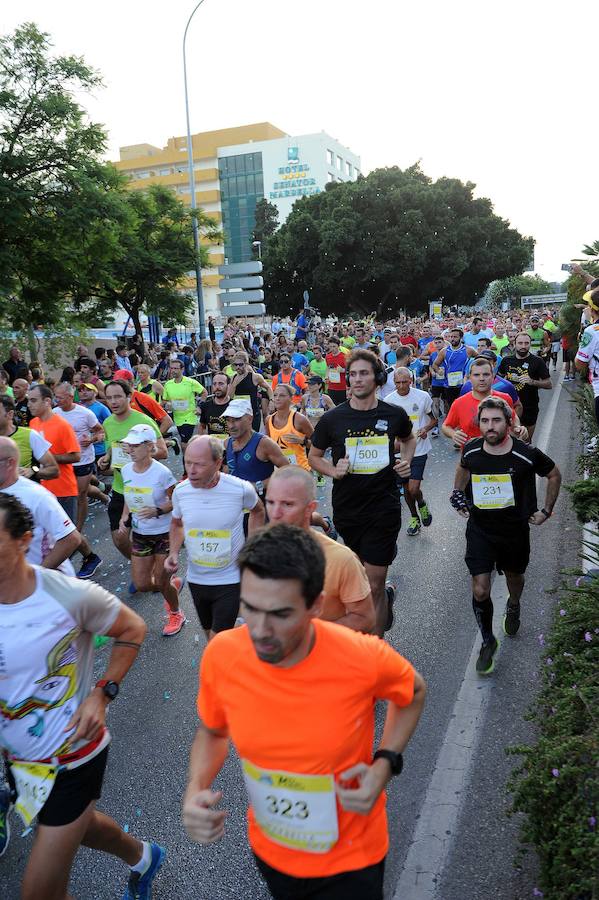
[218,261,265,317]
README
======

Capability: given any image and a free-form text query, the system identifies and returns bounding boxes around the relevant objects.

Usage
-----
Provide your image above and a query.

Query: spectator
[3,346,29,385]
[0,368,13,397]
[115,344,133,372]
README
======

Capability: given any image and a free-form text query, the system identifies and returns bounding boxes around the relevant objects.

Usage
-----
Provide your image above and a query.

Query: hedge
[508,384,599,899]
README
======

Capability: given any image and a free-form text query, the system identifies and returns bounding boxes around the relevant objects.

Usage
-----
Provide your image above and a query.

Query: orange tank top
[266,409,310,470]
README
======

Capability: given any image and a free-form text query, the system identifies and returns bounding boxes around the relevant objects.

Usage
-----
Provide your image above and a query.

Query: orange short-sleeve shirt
[311,530,370,622]
[30,413,79,497]
[443,389,514,441]
[197,619,415,878]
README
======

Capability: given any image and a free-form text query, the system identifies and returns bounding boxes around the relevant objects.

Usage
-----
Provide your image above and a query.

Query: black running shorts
[335,509,401,568]
[465,519,530,576]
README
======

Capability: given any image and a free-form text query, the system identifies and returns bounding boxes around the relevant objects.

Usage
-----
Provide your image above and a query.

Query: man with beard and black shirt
[451,397,561,675]
[198,373,232,440]
[12,379,31,427]
[309,350,417,637]
[498,332,552,443]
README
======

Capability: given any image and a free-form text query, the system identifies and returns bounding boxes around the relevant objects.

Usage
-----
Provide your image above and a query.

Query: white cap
[122,424,157,445]
[224,398,253,419]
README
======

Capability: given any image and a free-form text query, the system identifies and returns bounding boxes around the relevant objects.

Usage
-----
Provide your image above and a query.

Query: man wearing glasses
[229,352,273,433]
[271,354,307,406]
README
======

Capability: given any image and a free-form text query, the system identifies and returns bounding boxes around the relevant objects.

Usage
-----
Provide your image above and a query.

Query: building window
[326,149,334,166]
[327,172,335,183]
[355,169,360,179]
[346,161,352,177]
[336,155,342,170]
[159,168,171,176]
[218,152,264,263]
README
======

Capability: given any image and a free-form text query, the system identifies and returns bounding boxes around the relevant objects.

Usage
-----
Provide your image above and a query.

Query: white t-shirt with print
[576,322,599,398]
[172,473,258,585]
[0,566,120,761]
[121,460,176,535]
[385,386,434,456]
[55,404,100,466]
[2,476,77,576]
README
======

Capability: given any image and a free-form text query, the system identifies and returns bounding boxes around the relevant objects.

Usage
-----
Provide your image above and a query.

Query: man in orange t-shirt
[28,384,80,516]
[183,524,425,899]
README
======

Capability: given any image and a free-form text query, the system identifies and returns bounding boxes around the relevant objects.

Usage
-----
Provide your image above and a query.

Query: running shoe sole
[385,584,396,631]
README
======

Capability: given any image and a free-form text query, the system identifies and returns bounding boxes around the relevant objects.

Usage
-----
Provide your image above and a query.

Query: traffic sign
[219,276,264,290]
[218,289,264,303]
[218,261,263,276]
[220,303,266,316]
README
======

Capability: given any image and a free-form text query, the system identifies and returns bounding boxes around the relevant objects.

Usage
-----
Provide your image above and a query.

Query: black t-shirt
[260,360,280,378]
[311,400,413,520]
[497,354,549,414]
[14,398,31,427]
[199,397,230,435]
[461,437,555,533]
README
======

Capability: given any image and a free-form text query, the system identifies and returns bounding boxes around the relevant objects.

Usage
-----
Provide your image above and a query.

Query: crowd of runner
[1,281,598,899]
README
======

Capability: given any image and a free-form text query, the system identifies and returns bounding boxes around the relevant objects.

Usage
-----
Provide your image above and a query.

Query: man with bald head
[11,378,31,426]
[165,435,265,641]
[0,436,81,573]
[266,467,376,633]
[386,367,437,537]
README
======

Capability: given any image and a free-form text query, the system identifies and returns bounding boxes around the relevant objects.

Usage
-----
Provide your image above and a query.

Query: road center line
[393,371,565,899]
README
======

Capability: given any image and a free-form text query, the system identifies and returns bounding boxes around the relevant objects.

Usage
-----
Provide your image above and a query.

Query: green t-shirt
[103,410,162,494]
[341,336,356,349]
[309,358,327,379]
[543,320,557,333]
[162,376,205,426]
[527,327,546,351]
[305,350,315,362]
[492,335,510,354]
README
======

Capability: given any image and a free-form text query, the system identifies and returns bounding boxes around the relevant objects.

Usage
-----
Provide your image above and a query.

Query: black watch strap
[373,749,403,776]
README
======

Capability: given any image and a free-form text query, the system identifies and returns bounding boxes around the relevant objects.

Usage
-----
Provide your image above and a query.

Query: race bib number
[447,371,463,387]
[409,413,419,426]
[111,442,130,468]
[186,529,232,568]
[345,436,390,474]
[171,399,189,411]
[124,485,153,513]
[283,449,297,465]
[328,369,341,384]
[11,761,57,827]
[472,474,515,509]
[242,760,338,854]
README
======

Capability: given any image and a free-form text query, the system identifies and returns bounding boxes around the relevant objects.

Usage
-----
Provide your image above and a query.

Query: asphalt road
[2,367,583,900]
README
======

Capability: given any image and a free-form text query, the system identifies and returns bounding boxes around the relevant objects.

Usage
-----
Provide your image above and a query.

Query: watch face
[104,682,119,700]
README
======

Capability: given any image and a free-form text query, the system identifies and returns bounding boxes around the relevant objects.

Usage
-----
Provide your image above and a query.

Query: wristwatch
[373,749,403,776]
[95,679,119,701]
[155,507,164,517]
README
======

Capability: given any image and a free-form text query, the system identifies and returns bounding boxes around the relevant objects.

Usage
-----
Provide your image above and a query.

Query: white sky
[5,0,598,281]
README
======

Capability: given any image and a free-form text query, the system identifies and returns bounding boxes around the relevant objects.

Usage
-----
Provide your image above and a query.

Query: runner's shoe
[476,637,499,675]
[431,426,439,437]
[77,553,102,579]
[163,609,186,637]
[418,502,432,526]
[407,516,421,536]
[502,601,521,637]
[316,474,326,487]
[122,842,166,899]
[322,516,338,541]
[385,583,396,631]
[0,782,12,857]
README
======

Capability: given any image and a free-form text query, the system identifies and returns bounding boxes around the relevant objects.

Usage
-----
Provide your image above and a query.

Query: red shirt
[444,390,514,440]
[325,353,347,391]
[400,336,418,348]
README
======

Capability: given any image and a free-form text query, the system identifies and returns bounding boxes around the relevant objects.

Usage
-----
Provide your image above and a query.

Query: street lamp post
[252,240,262,260]
[183,0,209,339]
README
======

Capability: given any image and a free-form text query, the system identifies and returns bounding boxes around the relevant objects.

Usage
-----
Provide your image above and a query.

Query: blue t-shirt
[430,351,447,387]
[85,400,111,456]
[291,352,309,371]
[295,314,308,341]
[465,355,502,375]
[464,330,492,349]
[417,336,431,354]
[409,359,425,382]
[459,376,519,406]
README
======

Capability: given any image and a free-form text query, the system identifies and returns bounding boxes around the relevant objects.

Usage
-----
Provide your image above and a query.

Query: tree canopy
[486,274,554,305]
[92,185,222,340]
[262,165,533,317]
[0,23,221,345]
